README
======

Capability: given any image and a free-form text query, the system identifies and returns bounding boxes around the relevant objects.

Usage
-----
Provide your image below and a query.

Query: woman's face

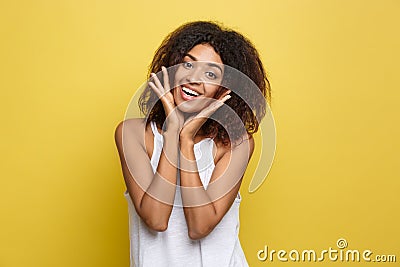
[173,43,224,114]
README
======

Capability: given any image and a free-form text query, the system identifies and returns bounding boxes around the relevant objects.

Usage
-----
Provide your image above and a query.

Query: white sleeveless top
[124,121,249,267]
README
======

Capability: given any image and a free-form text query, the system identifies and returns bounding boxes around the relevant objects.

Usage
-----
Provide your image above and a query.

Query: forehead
[185,43,223,64]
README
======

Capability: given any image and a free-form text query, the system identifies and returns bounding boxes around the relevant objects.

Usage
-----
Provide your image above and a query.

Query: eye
[183,61,193,69]
[205,71,217,79]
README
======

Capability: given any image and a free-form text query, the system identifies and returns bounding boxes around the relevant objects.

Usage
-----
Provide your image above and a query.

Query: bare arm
[114,66,184,231]
[179,134,254,240]
[114,119,179,231]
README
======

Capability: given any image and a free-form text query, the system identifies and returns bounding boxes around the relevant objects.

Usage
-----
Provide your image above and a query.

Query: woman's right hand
[148,66,184,132]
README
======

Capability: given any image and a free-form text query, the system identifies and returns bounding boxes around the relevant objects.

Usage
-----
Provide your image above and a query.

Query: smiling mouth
[181,86,200,97]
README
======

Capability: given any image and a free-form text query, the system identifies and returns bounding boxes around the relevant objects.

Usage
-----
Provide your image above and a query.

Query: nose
[186,67,203,84]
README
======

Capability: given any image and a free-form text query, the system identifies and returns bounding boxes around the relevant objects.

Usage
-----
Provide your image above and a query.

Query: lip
[179,85,202,101]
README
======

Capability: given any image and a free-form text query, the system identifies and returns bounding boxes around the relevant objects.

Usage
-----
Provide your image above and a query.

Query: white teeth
[182,86,199,96]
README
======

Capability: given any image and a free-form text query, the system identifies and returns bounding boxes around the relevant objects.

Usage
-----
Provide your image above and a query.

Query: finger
[210,95,231,111]
[211,94,231,109]
[161,66,171,92]
[219,89,232,100]
[149,86,172,111]
[197,95,231,118]
[148,81,162,98]
[184,114,208,126]
[150,72,165,93]
[220,94,231,102]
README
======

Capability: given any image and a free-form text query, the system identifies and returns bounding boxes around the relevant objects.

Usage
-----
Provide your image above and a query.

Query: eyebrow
[185,53,223,73]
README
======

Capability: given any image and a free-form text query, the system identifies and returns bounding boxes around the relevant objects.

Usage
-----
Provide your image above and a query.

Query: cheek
[173,67,188,86]
[173,73,181,87]
[206,85,223,98]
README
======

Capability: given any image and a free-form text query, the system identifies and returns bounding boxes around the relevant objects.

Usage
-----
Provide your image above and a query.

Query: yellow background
[1,0,399,266]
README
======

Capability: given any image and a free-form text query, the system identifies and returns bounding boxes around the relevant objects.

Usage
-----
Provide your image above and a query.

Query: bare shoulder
[114,118,147,146]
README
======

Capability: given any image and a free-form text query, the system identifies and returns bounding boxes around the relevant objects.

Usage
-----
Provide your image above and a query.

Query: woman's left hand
[179,91,231,142]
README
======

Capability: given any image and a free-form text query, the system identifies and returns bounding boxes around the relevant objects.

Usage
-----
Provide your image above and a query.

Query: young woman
[115,21,271,267]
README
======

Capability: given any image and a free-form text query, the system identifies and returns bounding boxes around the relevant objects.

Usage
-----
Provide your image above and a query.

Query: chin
[176,102,203,114]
